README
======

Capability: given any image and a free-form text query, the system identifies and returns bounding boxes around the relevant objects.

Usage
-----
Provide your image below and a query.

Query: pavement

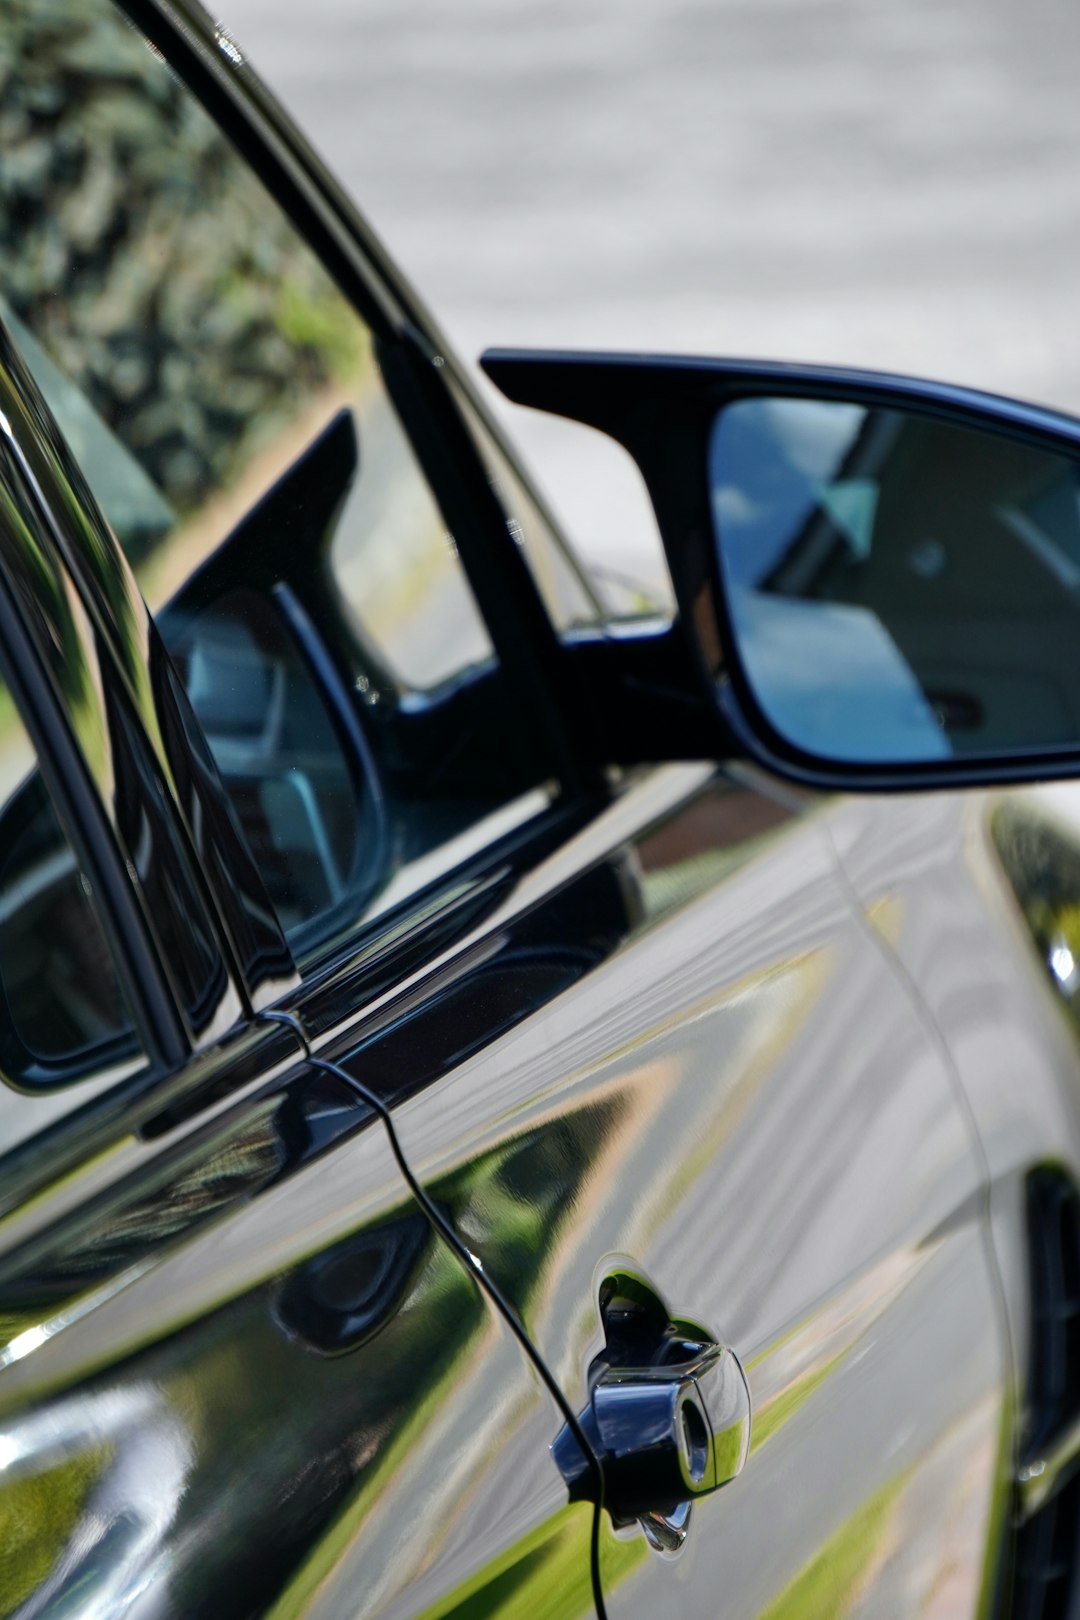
[222,0,1080,593]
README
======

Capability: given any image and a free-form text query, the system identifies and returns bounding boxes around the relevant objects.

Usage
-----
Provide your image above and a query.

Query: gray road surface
[223,0,1080,591]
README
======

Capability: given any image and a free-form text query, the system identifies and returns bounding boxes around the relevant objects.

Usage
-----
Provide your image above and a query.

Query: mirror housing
[484,349,1080,791]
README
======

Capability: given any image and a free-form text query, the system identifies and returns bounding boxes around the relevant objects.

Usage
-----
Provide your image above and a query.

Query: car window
[0,0,556,962]
[0,672,142,1093]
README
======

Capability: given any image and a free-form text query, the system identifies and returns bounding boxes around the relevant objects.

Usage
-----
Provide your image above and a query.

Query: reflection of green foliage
[431,1101,625,1314]
[599,1526,649,1597]
[977,1396,1013,1620]
[0,1448,108,1615]
[757,1473,905,1620]
[0,0,373,566]
[0,682,18,745]
[264,1122,612,1620]
[411,1508,595,1620]
[449,1156,550,1296]
[260,1249,487,1618]
[1049,900,1080,958]
[0,480,110,782]
[275,281,369,387]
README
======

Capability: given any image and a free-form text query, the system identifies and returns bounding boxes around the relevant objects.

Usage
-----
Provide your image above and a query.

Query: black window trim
[0,540,181,1089]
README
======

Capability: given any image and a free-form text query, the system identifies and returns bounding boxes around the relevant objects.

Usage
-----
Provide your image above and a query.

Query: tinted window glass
[0,677,139,1086]
[0,0,553,958]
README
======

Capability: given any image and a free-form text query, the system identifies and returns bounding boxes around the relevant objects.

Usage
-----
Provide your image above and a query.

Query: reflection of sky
[708,399,948,763]
[729,587,950,762]
[0,1383,193,1618]
[709,398,865,587]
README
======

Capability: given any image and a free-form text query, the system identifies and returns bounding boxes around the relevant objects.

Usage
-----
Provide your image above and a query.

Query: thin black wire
[259,1007,609,1620]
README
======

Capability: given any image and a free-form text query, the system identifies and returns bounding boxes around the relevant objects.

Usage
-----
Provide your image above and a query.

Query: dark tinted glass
[0,682,139,1085]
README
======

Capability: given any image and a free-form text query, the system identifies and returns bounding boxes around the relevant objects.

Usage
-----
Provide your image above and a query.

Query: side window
[0,674,141,1092]
[0,0,554,962]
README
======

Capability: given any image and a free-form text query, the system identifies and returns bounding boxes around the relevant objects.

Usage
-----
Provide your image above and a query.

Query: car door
[0,4,602,1614]
[337,764,1010,1619]
[0,344,601,1620]
[827,783,1080,1613]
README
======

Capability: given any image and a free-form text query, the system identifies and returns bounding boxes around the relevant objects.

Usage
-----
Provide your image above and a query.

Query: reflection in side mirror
[709,397,1080,767]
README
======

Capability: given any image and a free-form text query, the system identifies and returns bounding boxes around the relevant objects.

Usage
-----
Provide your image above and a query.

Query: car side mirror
[484,350,1080,790]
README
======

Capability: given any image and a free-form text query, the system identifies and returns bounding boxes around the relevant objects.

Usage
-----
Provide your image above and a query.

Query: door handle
[553,1269,751,1552]
[584,1339,750,1508]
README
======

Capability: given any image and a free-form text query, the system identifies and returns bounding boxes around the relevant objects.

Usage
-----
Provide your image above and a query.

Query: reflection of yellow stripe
[409,1507,596,1620]
[0,689,35,805]
[749,1352,843,1456]
[757,1472,907,1620]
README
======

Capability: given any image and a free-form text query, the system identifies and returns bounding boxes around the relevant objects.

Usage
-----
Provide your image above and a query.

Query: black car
[0,3,1079,1616]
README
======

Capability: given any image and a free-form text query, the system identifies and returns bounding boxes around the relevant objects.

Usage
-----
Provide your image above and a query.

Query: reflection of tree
[0,0,368,563]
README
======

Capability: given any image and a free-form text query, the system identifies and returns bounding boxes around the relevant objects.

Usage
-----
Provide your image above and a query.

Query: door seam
[819,814,1018,1615]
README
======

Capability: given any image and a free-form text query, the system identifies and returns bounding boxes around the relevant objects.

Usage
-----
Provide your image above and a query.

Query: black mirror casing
[483,349,1080,792]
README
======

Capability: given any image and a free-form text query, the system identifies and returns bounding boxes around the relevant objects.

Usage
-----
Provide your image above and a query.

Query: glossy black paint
[0,314,285,1045]
[0,333,192,1079]
[375,764,1008,1614]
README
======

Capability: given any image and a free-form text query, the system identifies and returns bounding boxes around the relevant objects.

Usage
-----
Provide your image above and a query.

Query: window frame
[0,322,255,1105]
[0,506,169,1096]
[112,0,593,792]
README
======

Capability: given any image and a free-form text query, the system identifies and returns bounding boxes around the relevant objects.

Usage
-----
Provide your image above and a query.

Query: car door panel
[826,786,1080,1362]
[0,1020,597,1618]
[301,767,1010,1617]
[827,786,1080,1596]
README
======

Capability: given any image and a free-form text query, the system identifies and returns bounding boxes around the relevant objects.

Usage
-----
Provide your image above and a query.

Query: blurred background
[223,0,1080,598]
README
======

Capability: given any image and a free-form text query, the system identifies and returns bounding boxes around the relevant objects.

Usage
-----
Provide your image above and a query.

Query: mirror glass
[709,396,1080,764]
[162,587,376,952]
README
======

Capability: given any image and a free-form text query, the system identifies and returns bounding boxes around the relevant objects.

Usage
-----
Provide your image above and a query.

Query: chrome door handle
[584,1340,751,1514]
[553,1269,751,1551]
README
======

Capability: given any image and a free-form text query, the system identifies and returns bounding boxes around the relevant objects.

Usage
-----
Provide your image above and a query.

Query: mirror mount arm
[559,623,741,768]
